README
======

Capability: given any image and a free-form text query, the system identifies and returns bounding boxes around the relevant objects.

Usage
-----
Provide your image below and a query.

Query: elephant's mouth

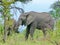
[22,20,26,25]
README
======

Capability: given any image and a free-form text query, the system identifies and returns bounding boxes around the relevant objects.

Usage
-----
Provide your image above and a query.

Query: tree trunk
[3,16,7,42]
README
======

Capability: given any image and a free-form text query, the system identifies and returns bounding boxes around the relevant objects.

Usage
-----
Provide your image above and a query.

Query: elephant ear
[26,15,34,25]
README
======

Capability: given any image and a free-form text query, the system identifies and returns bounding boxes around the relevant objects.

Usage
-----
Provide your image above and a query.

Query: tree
[49,1,60,34]
[50,1,60,20]
[0,0,32,42]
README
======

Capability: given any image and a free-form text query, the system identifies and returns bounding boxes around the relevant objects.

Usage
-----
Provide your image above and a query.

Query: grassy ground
[0,29,60,45]
[0,21,60,45]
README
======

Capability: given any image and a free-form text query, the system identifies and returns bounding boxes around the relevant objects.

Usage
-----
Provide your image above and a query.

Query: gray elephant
[15,11,54,40]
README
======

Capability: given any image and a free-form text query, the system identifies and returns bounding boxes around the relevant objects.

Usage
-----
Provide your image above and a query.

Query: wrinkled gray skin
[15,11,54,40]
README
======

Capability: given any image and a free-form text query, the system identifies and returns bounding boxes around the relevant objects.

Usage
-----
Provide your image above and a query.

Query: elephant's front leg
[30,22,36,40]
[25,25,30,40]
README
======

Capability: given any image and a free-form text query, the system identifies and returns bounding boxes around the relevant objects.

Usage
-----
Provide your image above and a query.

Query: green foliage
[50,1,60,19]
[0,24,4,34]
[51,1,60,10]
[5,19,15,27]
[2,0,14,4]
[0,7,3,12]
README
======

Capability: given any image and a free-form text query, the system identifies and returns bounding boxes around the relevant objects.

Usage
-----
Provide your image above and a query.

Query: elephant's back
[29,11,52,19]
[29,11,54,24]
[34,12,52,22]
[29,11,54,21]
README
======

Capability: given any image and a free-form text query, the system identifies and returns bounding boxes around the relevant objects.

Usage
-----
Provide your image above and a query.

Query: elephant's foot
[25,37,28,41]
[30,37,33,40]
[30,36,34,40]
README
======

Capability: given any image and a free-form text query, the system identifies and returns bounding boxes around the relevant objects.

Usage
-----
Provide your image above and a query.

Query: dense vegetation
[0,20,60,45]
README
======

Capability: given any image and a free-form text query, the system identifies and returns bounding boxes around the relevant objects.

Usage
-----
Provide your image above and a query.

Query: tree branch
[10,6,24,13]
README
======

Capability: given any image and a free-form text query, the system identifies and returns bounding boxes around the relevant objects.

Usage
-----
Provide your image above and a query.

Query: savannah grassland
[0,20,60,45]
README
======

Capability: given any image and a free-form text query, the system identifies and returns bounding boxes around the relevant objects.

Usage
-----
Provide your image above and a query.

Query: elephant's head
[14,12,35,30]
[18,12,35,25]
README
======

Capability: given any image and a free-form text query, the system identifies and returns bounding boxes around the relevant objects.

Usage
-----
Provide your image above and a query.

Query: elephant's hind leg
[42,28,47,38]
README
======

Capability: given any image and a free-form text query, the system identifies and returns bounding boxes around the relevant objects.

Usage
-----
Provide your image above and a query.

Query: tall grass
[0,20,60,45]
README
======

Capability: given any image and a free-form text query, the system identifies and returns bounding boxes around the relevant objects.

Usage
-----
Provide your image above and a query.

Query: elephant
[15,11,54,40]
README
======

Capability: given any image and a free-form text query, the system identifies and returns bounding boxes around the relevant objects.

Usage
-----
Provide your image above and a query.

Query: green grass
[0,30,60,45]
[0,20,60,45]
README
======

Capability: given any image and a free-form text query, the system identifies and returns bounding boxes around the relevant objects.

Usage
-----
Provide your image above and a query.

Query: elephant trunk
[15,19,22,30]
